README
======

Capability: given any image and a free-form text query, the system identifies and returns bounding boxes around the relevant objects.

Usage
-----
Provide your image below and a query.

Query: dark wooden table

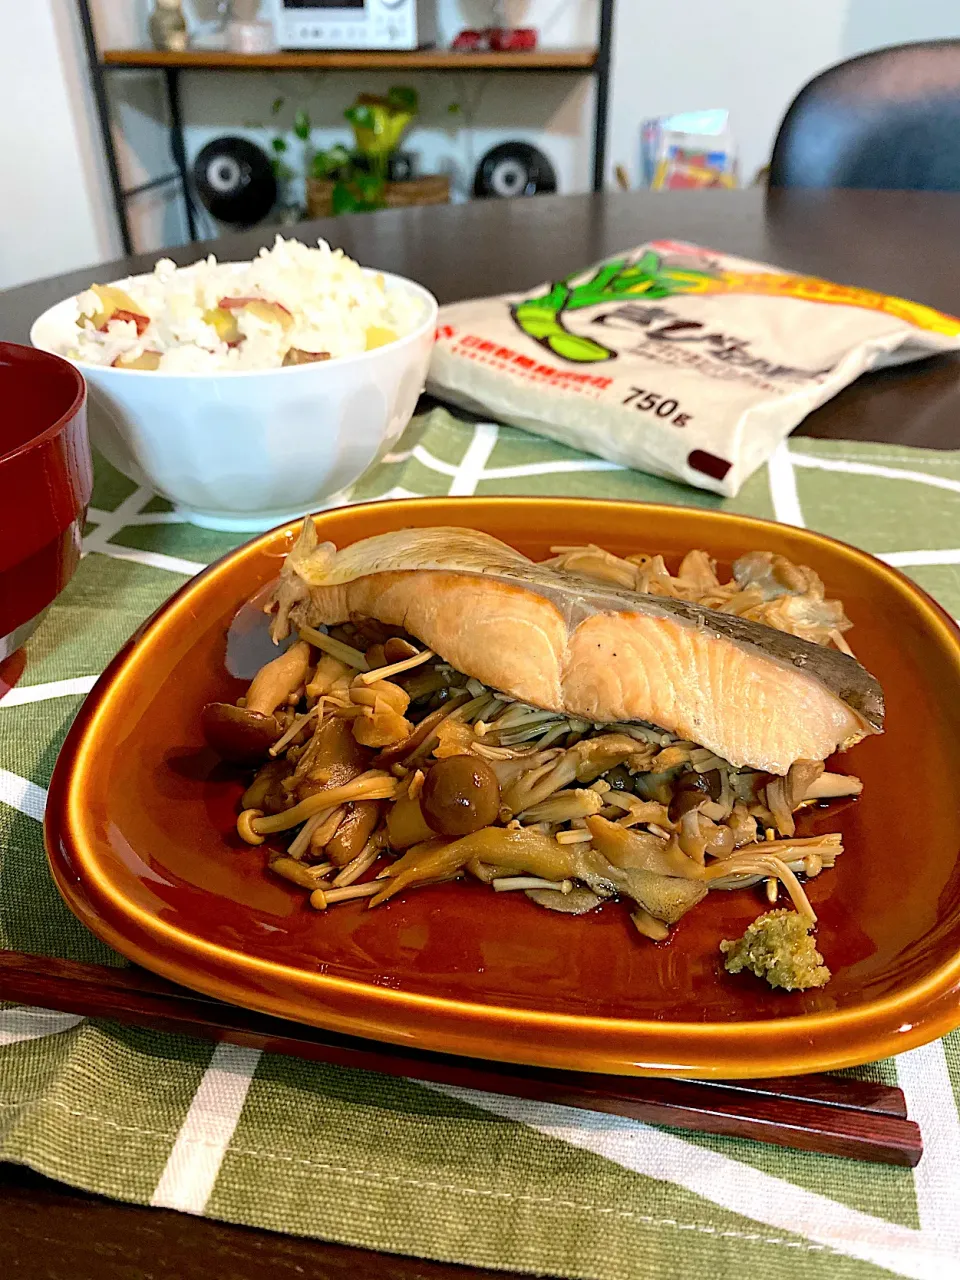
[1,188,959,1279]
[5,187,960,451]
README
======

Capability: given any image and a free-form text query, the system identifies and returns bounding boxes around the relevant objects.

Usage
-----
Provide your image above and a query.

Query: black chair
[770,40,960,190]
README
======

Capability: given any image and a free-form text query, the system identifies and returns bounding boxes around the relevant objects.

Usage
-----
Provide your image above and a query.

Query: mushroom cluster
[200,580,860,981]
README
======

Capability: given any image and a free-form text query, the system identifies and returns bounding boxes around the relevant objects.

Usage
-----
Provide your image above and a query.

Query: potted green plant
[306,86,450,217]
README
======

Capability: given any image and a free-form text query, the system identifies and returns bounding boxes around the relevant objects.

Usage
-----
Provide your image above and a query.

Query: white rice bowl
[30,241,437,532]
[61,236,424,373]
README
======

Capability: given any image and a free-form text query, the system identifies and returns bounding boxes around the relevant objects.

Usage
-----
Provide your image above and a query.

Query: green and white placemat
[2,407,960,1280]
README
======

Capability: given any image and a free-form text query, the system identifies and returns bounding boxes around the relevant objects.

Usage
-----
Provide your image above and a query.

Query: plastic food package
[426,240,960,496]
[642,110,737,189]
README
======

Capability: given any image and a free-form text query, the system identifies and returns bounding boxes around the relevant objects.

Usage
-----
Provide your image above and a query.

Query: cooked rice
[63,236,424,372]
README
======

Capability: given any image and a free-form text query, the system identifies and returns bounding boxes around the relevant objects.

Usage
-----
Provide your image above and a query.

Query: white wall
[2,0,960,291]
[607,0,960,187]
[0,1,119,289]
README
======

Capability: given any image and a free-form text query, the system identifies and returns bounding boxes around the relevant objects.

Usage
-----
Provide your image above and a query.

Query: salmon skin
[272,524,884,775]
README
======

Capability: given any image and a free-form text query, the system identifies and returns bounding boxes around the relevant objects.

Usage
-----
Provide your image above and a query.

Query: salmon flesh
[271,524,884,775]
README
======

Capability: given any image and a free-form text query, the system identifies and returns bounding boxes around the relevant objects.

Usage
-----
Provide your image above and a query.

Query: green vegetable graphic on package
[511,246,960,364]
[511,251,717,363]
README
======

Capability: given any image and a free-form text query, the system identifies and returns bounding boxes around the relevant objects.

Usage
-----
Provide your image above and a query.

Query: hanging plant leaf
[293,108,311,141]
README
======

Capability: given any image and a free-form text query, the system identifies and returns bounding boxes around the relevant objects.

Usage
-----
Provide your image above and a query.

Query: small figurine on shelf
[226,0,278,52]
[149,0,189,52]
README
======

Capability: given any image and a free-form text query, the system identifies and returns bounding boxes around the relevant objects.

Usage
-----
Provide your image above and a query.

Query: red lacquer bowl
[0,343,91,659]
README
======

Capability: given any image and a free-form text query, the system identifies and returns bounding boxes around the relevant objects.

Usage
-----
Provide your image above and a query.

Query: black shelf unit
[75,0,616,257]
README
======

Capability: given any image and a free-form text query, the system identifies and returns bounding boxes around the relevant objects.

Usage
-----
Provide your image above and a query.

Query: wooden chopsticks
[0,950,921,1167]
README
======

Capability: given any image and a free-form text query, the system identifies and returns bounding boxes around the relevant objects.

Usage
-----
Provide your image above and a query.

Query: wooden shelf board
[101,47,598,72]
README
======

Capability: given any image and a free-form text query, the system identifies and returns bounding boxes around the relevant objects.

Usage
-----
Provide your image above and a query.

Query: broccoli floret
[720,909,830,991]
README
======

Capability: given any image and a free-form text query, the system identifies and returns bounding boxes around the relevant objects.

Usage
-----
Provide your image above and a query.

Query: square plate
[45,497,960,1077]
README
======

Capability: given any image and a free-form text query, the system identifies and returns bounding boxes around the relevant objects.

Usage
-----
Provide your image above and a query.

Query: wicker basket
[306,174,450,219]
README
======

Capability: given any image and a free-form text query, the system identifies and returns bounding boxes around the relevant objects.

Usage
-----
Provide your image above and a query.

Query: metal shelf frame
[75,0,616,256]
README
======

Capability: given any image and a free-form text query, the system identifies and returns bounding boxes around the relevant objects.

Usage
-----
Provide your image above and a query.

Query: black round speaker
[192,136,277,227]
[473,142,558,199]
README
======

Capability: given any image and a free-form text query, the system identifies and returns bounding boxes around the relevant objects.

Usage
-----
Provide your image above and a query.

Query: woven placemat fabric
[1,408,958,1280]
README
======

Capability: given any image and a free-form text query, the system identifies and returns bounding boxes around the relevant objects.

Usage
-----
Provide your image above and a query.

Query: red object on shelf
[451,28,538,54]
[489,28,538,52]
[451,30,485,52]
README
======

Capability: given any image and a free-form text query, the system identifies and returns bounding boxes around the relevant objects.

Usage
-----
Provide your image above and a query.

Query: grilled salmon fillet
[270,524,884,775]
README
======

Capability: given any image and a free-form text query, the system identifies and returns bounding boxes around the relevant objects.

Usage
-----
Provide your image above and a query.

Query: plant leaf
[271,96,284,115]
[311,142,360,180]
[310,146,344,178]
[345,103,378,131]
[293,108,311,141]
[271,136,287,154]
[355,172,385,202]
[387,85,418,114]
[332,181,363,215]
[331,173,386,215]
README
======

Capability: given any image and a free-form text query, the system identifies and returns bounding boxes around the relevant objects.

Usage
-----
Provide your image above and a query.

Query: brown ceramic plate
[45,498,960,1078]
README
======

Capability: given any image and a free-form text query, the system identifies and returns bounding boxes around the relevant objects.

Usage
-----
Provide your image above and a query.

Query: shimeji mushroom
[201,640,312,763]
